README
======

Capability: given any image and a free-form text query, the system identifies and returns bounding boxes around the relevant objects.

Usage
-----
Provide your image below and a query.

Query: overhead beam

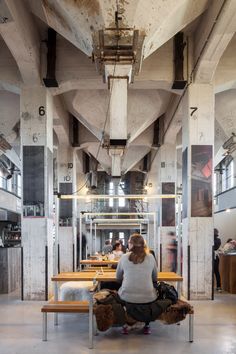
[172,32,187,90]
[43,28,58,87]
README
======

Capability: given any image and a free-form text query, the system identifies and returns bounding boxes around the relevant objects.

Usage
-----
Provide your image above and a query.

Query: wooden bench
[41,283,98,349]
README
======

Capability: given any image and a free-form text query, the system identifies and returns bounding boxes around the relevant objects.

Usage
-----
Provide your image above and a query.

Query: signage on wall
[63,162,73,182]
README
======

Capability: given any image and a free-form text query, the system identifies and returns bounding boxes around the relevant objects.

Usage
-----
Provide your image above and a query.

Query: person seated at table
[102,240,113,255]
[112,242,124,259]
[116,233,158,335]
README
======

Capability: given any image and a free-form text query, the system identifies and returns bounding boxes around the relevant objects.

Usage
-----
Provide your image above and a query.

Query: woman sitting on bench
[116,233,158,335]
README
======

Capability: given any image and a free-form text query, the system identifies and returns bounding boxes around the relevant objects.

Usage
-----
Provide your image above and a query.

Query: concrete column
[182,83,214,300]
[158,144,177,272]
[145,152,159,261]
[57,146,75,272]
[21,86,53,300]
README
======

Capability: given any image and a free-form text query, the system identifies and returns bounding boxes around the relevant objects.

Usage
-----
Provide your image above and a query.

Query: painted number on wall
[190,107,198,116]
[39,106,46,116]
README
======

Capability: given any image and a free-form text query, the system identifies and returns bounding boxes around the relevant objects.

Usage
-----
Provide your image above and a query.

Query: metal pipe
[90,219,93,255]
[79,213,82,271]
[89,293,94,349]
[94,223,97,253]
[187,245,191,300]
[177,195,182,275]
[189,314,194,342]
[42,313,47,341]
[54,282,58,326]
[154,213,158,265]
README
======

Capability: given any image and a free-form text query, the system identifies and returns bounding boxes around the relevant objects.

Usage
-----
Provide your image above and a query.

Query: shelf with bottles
[3,230,21,246]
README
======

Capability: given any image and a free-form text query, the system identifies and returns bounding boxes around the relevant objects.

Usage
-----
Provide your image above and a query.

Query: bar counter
[219,253,236,294]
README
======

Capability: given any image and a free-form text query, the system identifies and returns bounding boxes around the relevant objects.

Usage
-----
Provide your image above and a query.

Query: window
[222,159,234,192]
[213,172,217,196]
[109,232,113,242]
[7,177,12,192]
[17,174,21,197]
[0,170,5,189]
[119,232,124,242]
[215,158,234,195]
[118,182,125,207]
[108,182,114,207]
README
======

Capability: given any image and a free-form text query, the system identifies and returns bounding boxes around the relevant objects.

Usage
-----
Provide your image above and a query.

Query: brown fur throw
[158,299,194,324]
[93,290,194,331]
[94,304,114,331]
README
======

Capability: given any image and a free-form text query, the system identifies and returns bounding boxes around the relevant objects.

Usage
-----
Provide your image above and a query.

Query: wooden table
[80,259,118,267]
[52,271,183,301]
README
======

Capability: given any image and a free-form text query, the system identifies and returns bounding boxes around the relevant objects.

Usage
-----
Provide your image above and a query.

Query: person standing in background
[214,228,222,292]
[102,240,113,254]
[167,231,177,272]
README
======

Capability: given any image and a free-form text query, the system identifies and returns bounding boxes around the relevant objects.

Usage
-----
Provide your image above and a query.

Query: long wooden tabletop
[80,259,118,266]
[52,271,183,282]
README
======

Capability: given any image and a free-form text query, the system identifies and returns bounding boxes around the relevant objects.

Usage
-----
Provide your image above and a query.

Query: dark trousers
[214,256,221,288]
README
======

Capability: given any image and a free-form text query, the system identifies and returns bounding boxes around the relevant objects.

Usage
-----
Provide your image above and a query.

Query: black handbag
[155,281,178,304]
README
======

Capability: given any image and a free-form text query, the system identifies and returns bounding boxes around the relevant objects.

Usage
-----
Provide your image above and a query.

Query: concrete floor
[0,291,236,354]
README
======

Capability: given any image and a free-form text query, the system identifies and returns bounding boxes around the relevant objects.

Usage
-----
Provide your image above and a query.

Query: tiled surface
[0,291,236,354]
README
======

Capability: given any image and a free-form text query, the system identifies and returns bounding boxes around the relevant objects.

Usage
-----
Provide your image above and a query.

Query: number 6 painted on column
[39,106,46,116]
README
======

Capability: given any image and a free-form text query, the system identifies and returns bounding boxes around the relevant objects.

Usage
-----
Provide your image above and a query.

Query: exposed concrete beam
[0,39,22,93]
[0,0,41,85]
[122,146,151,175]
[161,94,182,145]
[53,96,70,145]
[194,0,236,83]
[214,33,236,93]
[143,0,209,58]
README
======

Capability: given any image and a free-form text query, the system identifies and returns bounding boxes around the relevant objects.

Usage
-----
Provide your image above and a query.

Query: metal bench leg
[89,295,94,349]
[93,315,98,336]
[54,313,58,326]
[177,281,182,297]
[54,281,59,326]
[43,313,47,341]
[189,314,194,342]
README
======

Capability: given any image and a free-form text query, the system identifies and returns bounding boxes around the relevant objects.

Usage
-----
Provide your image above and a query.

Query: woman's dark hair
[128,233,147,264]
[226,238,232,243]
[113,242,121,251]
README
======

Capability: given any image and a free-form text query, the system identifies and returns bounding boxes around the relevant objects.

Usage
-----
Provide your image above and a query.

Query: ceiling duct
[92,28,145,83]
[86,171,97,189]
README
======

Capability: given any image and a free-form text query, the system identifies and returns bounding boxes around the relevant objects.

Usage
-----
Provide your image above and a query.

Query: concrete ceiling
[0,0,236,176]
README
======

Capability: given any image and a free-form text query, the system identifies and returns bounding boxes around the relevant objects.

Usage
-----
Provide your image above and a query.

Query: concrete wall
[0,189,21,214]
